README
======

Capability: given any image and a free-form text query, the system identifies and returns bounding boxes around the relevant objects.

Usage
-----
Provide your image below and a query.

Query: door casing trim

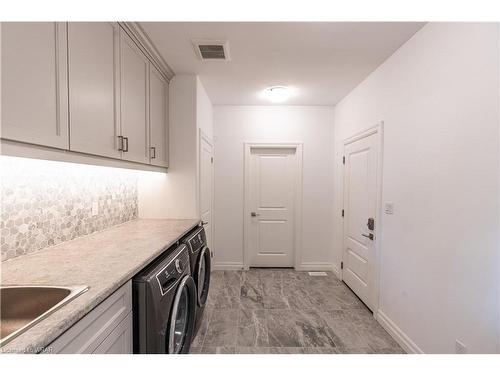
[243,142,303,270]
[341,122,384,314]
[198,129,215,252]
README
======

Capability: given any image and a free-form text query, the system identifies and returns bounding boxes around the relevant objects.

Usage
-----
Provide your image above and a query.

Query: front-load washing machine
[182,225,211,338]
[133,244,197,354]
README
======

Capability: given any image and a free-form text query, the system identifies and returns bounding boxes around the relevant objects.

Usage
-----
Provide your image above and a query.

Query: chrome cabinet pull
[251,212,260,217]
[123,137,129,152]
[150,146,156,159]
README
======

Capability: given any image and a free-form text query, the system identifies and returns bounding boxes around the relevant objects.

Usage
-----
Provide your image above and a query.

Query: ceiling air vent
[192,39,230,61]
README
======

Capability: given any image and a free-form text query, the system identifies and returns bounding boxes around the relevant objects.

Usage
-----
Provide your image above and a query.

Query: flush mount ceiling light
[261,86,294,103]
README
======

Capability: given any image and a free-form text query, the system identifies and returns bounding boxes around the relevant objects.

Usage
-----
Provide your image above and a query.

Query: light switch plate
[384,202,394,215]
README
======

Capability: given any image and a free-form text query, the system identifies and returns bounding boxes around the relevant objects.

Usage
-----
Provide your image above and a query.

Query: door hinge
[341,261,344,270]
[341,209,344,217]
[342,156,345,165]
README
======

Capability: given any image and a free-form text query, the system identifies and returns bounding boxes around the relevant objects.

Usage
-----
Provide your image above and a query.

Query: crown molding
[118,22,175,81]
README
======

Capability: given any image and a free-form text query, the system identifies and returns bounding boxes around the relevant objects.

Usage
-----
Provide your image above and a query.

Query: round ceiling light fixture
[261,86,294,103]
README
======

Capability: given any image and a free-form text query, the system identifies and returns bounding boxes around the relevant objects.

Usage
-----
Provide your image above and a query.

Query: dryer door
[167,275,196,354]
[195,247,211,307]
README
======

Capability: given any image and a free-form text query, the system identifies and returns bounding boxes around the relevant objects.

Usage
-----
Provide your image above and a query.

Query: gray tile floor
[190,269,404,354]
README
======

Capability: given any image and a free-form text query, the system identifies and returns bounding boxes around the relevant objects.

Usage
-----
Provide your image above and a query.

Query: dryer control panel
[186,228,206,254]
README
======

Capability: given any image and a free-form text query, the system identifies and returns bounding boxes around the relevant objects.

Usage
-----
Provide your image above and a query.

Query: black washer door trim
[196,246,211,307]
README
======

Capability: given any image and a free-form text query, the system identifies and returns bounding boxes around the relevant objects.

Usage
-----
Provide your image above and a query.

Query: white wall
[138,75,213,219]
[333,23,499,353]
[213,106,335,270]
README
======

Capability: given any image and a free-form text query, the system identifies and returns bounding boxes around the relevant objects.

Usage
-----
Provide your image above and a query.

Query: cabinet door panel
[149,65,169,167]
[120,31,149,164]
[93,312,132,354]
[50,281,132,354]
[1,22,69,149]
[68,22,121,159]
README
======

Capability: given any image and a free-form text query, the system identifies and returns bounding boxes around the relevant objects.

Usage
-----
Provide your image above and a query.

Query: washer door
[167,275,196,354]
[196,247,211,307]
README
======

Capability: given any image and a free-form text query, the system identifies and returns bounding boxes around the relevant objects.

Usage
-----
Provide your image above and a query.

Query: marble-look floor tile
[240,280,265,309]
[235,346,270,354]
[266,309,303,347]
[237,309,269,347]
[372,347,407,354]
[320,308,399,350]
[269,347,305,354]
[196,269,404,355]
[294,310,339,347]
[301,347,340,354]
[199,346,236,354]
[203,309,239,347]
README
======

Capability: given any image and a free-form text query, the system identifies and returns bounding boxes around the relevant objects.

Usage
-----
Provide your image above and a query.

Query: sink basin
[0,285,88,346]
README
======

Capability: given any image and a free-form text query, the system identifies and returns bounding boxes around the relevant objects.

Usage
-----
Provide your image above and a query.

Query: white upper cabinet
[68,22,121,158]
[149,64,169,167]
[1,22,69,149]
[120,30,150,164]
[1,22,170,170]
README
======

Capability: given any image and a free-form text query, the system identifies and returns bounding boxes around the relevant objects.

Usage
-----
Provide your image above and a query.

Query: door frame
[341,122,384,313]
[243,142,303,270]
[198,129,215,252]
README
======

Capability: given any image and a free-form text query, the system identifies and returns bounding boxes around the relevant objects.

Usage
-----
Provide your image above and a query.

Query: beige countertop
[0,218,199,353]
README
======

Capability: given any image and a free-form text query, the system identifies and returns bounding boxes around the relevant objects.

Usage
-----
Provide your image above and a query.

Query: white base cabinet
[49,281,132,354]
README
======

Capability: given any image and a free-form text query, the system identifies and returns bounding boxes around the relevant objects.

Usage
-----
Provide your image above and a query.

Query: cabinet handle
[150,146,156,159]
[123,137,129,152]
[117,136,124,151]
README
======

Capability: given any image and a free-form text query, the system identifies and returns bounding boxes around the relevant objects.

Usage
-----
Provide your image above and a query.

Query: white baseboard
[296,262,334,272]
[375,309,424,354]
[212,262,244,270]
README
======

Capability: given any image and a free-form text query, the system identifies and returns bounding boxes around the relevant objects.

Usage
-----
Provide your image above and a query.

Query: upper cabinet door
[1,22,69,149]
[68,22,121,159]
[149,65,169,167]
[120,31,150,164]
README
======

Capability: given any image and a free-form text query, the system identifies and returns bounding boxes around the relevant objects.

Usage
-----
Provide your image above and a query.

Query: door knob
[362,233,374,241]
[251,212,260,217]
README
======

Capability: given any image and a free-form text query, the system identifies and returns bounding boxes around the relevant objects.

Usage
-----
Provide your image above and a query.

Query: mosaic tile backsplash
[1,156,138,261]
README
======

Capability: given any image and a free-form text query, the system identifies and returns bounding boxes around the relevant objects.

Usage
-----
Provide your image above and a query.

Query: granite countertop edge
[0,218,200,354]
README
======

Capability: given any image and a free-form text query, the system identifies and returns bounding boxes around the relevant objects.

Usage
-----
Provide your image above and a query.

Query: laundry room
[1,1,500,374]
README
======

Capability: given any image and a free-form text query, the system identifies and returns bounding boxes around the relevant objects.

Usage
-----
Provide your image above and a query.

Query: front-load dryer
[182,225,211,338]
[133,244,197,354]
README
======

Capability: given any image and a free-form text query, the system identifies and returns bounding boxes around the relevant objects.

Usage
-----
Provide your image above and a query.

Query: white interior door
[199,134,214,252]
[247,147,296,267]
[343,132,378,310]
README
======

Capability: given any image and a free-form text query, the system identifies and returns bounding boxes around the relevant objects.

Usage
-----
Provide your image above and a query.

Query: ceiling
[140,22,425,106]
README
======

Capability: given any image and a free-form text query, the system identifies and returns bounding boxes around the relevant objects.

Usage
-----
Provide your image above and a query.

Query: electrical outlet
[91,202,99,216]
[384,202,394,215]
[455,340,467,354]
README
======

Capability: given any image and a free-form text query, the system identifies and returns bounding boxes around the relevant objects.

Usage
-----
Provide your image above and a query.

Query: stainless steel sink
[0,285,88,346]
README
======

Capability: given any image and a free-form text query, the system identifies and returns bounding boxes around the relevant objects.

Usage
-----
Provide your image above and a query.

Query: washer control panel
[155,246,190,295]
